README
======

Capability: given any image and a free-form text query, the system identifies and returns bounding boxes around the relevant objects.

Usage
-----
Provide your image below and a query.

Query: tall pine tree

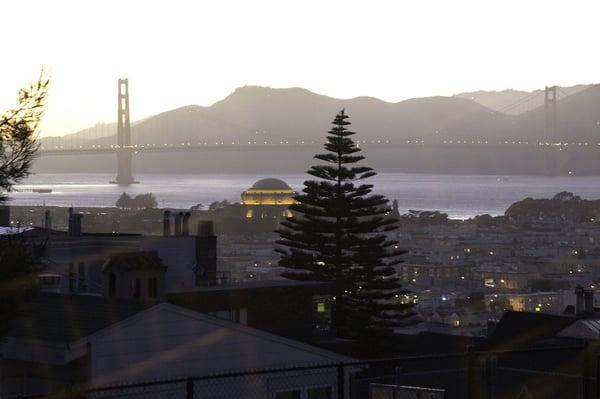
[276,110,414,339]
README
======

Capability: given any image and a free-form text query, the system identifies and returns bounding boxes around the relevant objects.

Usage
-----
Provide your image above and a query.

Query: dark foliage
[115,192,157,210]
[209,200,231,211]
[190,203,204,211]
[0,73,48,333]
[398,209,453,225]
[505,191,600,224]
[0,72,49,203]
[456,292,487,312]
[276,110,414,339]
[0,235,46,332]
[116,192,132,208]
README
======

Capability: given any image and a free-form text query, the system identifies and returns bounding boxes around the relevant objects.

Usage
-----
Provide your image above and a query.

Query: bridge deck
[37,141,599,156]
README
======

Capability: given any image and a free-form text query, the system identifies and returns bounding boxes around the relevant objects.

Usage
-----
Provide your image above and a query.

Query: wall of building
[140,237,198,292]
[168,283,332,341]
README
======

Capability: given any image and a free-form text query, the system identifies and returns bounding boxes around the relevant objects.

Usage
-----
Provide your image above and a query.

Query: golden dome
[249,178,293,191]
[241,178,296,206]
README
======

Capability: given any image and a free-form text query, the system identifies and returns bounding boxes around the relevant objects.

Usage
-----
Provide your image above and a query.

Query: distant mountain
[43,83,600,157]
[455,85,591,115]
[36,85,600,175]
[202,86,509,142]
[127,84,600,144]
[40,118,145,147]
[80,86,510,147]
[41,123,116,146]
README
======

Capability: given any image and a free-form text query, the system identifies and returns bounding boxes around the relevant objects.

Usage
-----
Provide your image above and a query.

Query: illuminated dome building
[241,178,297,221]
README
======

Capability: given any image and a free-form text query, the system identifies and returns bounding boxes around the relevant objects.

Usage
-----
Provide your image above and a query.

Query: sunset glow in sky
[1,0,598,137]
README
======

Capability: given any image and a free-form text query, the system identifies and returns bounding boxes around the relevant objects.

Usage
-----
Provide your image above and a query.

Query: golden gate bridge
[37,80,586,185]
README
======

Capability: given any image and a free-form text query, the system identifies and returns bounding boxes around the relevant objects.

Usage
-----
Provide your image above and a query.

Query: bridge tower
[111,78,138,185]
[544,85,557,142]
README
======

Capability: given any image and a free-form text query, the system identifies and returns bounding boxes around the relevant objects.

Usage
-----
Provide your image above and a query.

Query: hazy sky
[1,0,598,137]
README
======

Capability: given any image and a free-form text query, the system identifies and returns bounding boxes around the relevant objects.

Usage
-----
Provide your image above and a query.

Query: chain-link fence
[81,364,340,399]
[19,344,600,399]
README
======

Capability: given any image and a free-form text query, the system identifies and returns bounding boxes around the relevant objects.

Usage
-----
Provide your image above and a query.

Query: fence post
[596,356,600,399]
[186,377,194,399]
[395,366,403,386]
[338,362,345,399]
[583,345,591,399]
[467,345,475,399]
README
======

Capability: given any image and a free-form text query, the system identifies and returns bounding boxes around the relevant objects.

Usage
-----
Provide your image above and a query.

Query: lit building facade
[241,178,297,221]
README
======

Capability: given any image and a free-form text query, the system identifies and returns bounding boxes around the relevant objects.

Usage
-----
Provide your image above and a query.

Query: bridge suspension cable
[496,90,543,114]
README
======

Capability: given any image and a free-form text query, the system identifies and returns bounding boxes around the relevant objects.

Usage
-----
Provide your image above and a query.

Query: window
[273,387,333,399]
[312,295,332,332]
[308,387,332,399]
[108,273,116,297]
[68,262,75,293]
[77,262,87,293]
[275,390,301,399]
[133,278,141,299]
[214,308,248,324]
[148,277,158,298]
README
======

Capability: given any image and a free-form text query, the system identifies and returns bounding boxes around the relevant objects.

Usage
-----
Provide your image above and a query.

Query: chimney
[195,220,217,286]
[44,210,52,230]
[174,212,183,236]
[182,212,191,236]
[68,207,73,234]
[0,206,10,227]
[584,289,594,314]
[163,210,171,236]
[575,286,585,315]
[68,208,83,237]
[487,319,498,337]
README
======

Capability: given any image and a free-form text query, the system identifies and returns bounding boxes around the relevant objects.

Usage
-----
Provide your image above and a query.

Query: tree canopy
[209,200,231,211]
[276,110,414,339]
[0,73,48,331]
[0,72,49,203]
[115,192,158,210]
[505,191,600,224]
[0,235,46,332]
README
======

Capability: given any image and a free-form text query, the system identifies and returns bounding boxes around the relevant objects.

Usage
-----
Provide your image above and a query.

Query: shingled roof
[7,293,153,342]
[102,251,167,273]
